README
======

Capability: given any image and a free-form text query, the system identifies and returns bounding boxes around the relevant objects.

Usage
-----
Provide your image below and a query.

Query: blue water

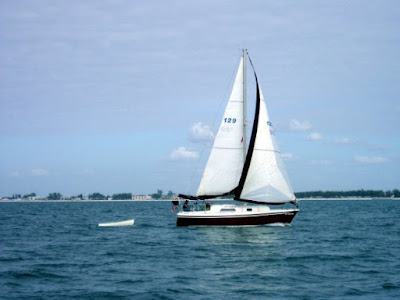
[1,200,399,299]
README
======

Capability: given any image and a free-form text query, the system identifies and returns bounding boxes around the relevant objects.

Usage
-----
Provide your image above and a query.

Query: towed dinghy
[98,219,134,227]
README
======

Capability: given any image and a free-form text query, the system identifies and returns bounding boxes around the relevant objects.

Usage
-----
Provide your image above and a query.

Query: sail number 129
[224,118,237,123]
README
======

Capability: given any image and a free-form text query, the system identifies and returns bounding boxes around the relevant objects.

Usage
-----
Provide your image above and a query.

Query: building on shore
[132,195,152,200]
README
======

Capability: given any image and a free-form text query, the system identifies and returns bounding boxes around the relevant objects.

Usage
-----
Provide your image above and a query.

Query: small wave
[18,270,66,280]
[344,287,366,296]
[5,280,23,288]
[362,269,380,275]
[13,272,39,279]
[382,282,399,290]
[78,291,134,298]
[265,222,289,227]
[117,279,146,285]
[340,234,364,241]
[0,257,24,263]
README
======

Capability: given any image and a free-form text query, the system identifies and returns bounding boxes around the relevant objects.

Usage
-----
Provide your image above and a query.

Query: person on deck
[183,200,190,211]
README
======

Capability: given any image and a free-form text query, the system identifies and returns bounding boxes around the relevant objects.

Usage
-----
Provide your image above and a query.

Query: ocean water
[0,200,399,299]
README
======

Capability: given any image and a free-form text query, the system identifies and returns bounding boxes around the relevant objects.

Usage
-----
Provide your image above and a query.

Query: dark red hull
[177,210,298,226]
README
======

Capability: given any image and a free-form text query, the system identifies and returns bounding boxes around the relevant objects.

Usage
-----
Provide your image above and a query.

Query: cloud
[354,155,389,164]
[332,137,354,144]
[189,122,214,142]
[31,168,49,176]
[78,168,95,175]
[369,145,388,152]
[289,119,312,131]
[10,171,21,178]
[170,147,199,160]
[281,152,298,161]
[309,160,332,165]
[307,132,323,141]
[8,11,40,20]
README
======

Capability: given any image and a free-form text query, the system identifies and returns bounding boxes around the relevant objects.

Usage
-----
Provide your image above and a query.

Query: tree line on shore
[294,189,400,198]
[4,189,400,200]
[6,190,176,200]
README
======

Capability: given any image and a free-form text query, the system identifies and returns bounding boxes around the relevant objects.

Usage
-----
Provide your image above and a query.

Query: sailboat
[176,49,299,226]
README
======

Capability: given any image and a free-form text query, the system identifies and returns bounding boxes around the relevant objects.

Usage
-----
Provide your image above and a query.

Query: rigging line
[253,148,281,153]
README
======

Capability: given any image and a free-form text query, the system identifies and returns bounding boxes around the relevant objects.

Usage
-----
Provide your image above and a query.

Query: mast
[242,49,247,162]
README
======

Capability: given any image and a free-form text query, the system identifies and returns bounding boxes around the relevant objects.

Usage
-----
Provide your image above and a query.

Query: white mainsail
[239,85,296,204]
[197,57,245,197]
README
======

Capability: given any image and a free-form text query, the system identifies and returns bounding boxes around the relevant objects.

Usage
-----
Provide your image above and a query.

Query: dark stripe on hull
[177,211,298,226]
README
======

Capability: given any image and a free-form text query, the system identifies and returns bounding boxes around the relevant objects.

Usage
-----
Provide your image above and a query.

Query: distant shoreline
[1,198,399,203]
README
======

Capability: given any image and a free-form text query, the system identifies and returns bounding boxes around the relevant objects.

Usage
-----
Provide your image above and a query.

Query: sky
[1,0,399,197]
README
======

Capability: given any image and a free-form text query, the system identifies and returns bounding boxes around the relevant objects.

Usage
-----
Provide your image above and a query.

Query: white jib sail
[197,57,245,197]
[239,86,295,204]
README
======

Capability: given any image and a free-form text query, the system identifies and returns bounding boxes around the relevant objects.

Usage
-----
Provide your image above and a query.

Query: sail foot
[239,185,295,204]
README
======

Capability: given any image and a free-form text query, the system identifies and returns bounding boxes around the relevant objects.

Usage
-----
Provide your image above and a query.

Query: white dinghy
[98,219,134,227]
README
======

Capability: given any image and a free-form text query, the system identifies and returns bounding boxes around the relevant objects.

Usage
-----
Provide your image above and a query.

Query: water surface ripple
[1,200,399,299]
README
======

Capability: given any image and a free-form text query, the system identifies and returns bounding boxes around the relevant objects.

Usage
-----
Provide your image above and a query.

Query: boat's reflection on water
[191,223,293,248]
[182,223,296,286]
